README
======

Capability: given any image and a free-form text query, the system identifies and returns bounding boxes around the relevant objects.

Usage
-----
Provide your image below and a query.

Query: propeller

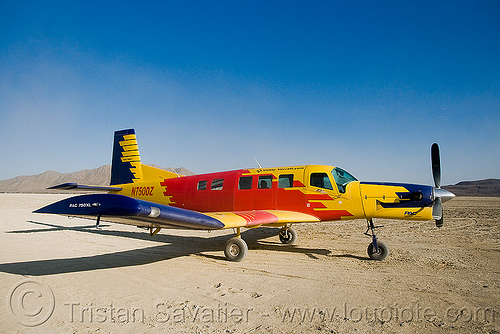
[431,143,455,227]
[431,143,441,188]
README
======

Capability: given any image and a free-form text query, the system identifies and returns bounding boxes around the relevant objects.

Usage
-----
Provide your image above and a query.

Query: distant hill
[443,179,500,197]
[0,165,194,193]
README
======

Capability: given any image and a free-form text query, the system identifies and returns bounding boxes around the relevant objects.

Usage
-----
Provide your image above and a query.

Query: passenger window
[258,175,273,189]
[278,174,294,188]
[211,179,224,190]
[310,173,333,190]
[197,180,207,190]
[239,176,253,190]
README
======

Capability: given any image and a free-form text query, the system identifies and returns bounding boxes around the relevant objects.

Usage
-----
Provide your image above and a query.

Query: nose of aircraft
[434,188,455,203]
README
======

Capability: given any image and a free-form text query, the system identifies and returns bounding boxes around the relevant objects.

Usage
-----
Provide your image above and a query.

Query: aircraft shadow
[329,253,371,261]
[0,221,333,276]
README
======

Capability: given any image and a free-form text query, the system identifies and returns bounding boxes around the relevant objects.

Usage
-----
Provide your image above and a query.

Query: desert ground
[0,193,498,333]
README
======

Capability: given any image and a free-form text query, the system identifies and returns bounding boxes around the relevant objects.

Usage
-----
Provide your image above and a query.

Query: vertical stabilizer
[111,129,143,185]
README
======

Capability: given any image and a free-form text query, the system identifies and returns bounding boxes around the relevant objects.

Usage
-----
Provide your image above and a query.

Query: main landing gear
[224,228,248,262]
[364,219,389,260]
[279,225,297,244]
[224,225,297,261]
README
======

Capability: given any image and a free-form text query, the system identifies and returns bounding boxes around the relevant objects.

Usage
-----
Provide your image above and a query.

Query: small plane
[35,129,455,261]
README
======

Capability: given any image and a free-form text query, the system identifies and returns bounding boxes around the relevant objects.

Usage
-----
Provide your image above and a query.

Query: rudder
[110,129,143,185]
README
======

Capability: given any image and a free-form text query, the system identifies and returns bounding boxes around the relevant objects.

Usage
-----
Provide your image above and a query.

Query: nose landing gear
[364,219,389,260]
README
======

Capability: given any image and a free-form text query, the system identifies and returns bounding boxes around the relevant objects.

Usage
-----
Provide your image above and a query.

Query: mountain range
[0,166,498,196]
[442,179,500,197]
[0,165,193,193]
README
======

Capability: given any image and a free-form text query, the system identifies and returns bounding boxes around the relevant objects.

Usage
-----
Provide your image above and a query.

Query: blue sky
[0,1,498,185]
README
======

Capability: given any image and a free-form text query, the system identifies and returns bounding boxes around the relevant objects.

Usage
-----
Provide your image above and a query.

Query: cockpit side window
[331,167,357,193]
[310,173,333,190]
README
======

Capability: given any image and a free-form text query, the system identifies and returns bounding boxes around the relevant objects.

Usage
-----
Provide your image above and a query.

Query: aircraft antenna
[253,156,262,168]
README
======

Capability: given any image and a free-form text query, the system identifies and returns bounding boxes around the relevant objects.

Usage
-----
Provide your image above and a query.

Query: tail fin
[111,129,143,185]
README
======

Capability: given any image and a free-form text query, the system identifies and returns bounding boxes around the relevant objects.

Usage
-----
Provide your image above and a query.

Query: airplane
[35,129,455,262]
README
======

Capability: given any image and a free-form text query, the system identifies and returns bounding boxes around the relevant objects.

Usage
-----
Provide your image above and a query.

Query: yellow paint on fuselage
[114,163,434,224]
[114,161,182,205]
[359,183,433,220]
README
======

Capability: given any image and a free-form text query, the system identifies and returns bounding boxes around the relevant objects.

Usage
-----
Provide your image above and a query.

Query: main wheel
[279,227,297,245]
[224,237,248,262]
[367,240,389,261]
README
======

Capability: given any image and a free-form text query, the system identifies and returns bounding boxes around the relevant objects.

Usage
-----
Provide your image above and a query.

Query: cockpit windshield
[331,167,358,193]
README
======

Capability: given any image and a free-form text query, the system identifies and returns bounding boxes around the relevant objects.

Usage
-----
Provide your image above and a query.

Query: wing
[204,210,319,228]
[47,183,123,192]
[34,194,319,229]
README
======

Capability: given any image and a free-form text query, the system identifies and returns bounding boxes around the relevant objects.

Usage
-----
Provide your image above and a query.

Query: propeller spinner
[431,143,455,227]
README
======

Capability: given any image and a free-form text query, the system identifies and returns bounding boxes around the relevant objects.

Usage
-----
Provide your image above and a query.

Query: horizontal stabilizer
[47,183,123,191]
[34,194,224,230]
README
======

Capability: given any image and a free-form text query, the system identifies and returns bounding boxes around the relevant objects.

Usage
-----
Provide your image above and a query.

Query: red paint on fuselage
[159,169,354,221]
[234,211,280,226]
[161,170,296,212]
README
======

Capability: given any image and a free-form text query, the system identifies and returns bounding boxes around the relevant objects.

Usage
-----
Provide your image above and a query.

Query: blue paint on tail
[110,129,141,185]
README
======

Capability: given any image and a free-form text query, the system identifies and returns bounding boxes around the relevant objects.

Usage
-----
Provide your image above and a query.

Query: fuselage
[115,165,435,222]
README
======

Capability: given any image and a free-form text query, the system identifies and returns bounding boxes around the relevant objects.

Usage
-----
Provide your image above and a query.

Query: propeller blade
[432,197,443,227]
[431,143,441,188]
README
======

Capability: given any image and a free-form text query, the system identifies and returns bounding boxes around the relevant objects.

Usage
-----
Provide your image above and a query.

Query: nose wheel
[365,219,389,260]
[367,240,389,260]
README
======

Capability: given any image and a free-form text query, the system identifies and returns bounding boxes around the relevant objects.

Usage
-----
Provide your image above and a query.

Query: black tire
[279,227,297,245]
[367,240,389,261]
[224,237,248,262]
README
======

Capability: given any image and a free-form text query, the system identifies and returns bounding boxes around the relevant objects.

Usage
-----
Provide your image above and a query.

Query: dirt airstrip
[0,194,498,333]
